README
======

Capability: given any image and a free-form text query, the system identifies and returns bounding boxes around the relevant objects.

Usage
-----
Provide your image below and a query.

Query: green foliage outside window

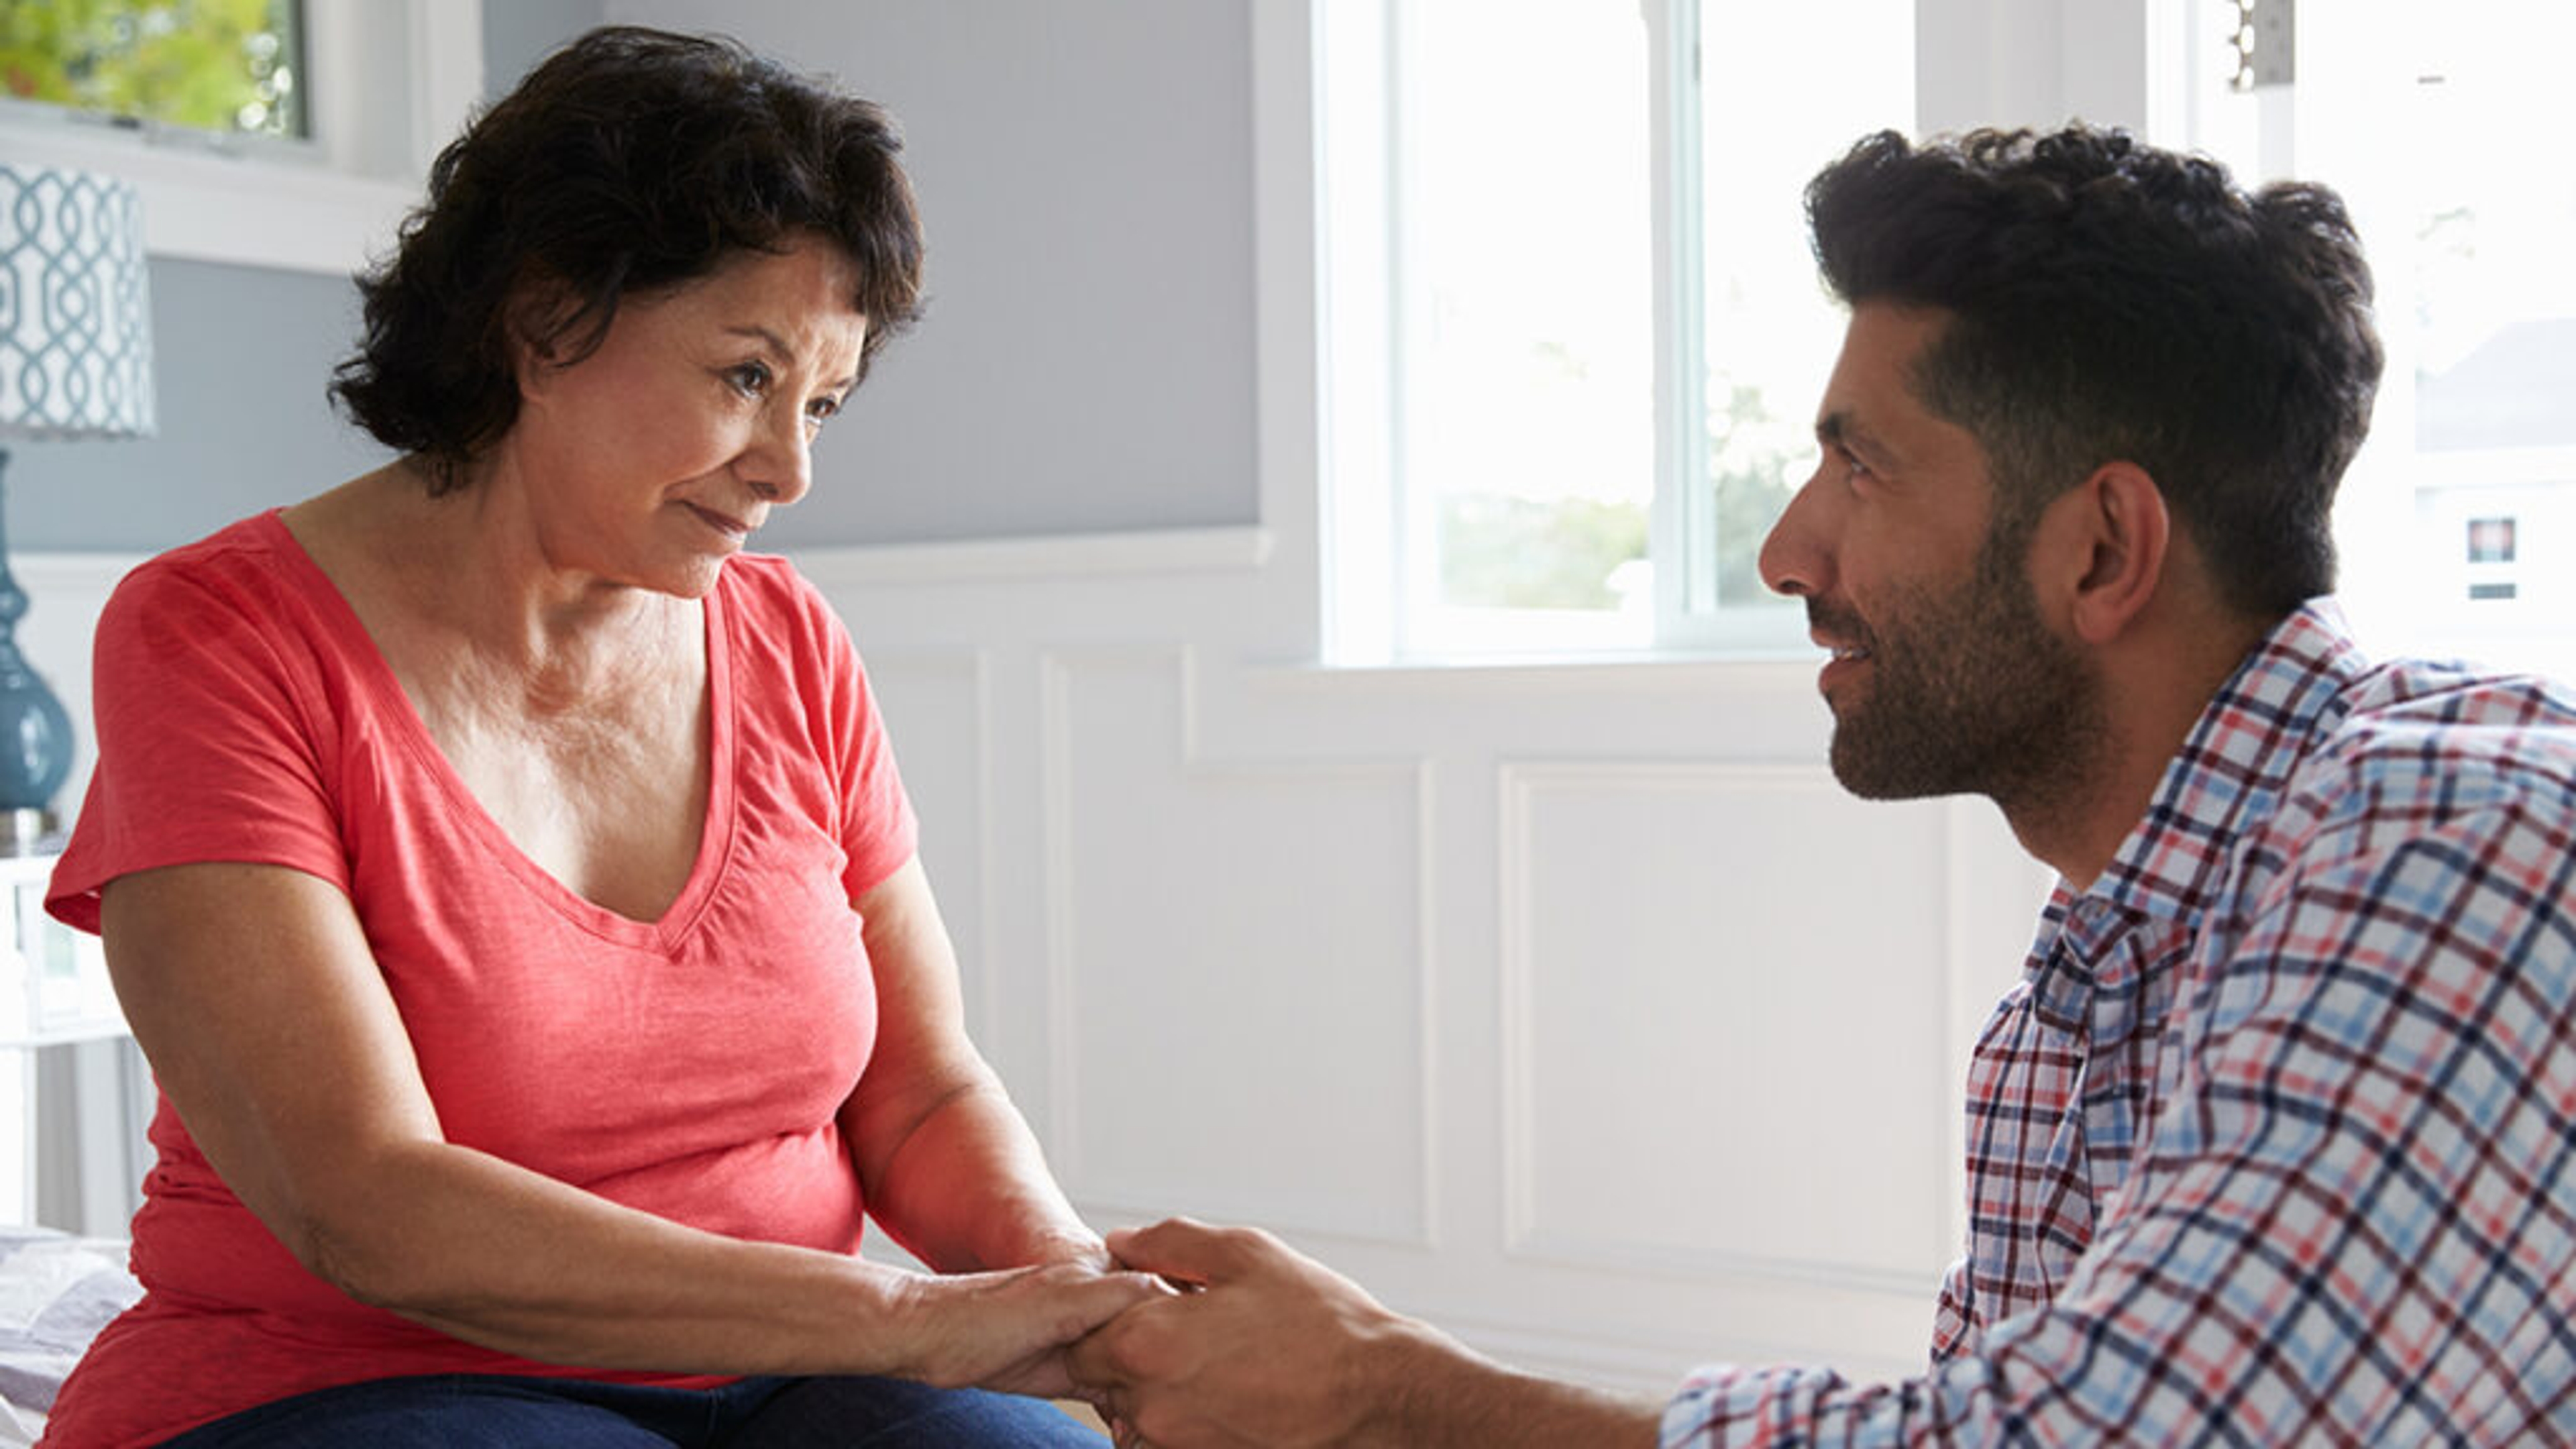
[1439,494,1650,612]
[0,0,302,138]
[1436,379,1803,614]
[1705,380,1803,608]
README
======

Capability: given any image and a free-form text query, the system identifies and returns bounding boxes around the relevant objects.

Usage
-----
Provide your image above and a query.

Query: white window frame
[1311,0,1966,666]
[1277,1,2267,670]
[1320,0,1734,665]
[0,2,483,276]
[2149,0,2576,679]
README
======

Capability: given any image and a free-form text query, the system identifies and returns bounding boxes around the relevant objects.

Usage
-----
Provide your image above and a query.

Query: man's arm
[1067,1218,1663,1449]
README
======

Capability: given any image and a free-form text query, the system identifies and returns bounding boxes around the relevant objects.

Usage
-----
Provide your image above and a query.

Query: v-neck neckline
[256,508,739,950]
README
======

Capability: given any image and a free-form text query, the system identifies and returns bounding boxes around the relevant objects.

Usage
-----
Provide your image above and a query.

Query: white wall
[16,0,2139,1397]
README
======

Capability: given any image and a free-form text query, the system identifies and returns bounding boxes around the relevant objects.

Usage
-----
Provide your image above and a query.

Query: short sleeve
[722,554,916,900]
[834,649,917,900]
[46,543,354,933]
[813,585,916,899]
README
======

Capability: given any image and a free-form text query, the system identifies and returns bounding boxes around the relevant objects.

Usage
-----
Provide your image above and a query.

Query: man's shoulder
[2279,656,2576,844]
[2327,656,2576,765]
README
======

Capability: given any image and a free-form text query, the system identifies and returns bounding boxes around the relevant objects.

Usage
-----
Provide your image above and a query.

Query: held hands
[1066,1218,1436,1449]
[892,1255,1165,1399]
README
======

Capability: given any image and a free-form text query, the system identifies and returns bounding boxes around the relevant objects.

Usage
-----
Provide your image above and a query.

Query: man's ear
[2035,462,2170,647]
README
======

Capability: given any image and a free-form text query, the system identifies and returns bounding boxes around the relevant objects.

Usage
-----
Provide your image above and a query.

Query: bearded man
[1069,124,2576,1448]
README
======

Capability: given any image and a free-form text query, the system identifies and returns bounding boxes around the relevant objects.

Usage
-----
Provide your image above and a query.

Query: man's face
[1758,303,2102,806]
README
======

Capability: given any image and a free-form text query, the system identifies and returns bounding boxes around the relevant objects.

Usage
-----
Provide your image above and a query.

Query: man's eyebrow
[1816,409,1871,451]
[1816,409,1897,466]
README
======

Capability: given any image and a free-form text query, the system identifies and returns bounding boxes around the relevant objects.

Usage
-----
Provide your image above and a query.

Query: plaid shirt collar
[2033,599,2370,1024]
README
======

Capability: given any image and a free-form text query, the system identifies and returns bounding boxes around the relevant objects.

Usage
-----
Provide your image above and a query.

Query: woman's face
[505,234,871,598]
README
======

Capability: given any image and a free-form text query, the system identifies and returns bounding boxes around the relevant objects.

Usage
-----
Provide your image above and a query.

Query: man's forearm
[1356,1319,1666,1449]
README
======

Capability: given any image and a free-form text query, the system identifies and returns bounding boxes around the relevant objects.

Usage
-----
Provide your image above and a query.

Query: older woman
[40,26,1150,1449]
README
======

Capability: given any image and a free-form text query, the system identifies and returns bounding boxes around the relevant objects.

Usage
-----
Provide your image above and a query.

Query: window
[1,1,307,142]
[0,1,481,276]
[1320,0,1915,663]
[2166,0,2576,678]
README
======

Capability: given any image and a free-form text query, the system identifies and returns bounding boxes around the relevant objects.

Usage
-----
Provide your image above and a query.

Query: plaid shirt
[1665,602,2576,1445]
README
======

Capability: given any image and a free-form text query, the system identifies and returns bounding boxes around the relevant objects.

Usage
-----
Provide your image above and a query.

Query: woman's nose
[746,413,814,506]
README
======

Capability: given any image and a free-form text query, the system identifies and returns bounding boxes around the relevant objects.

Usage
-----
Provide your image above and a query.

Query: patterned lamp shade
[0,164,157,441]
[0,164,156,830]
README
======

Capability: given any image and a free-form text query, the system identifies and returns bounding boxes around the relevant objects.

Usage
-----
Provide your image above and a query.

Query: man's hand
[1065,1218,1426,1448]
[1067,1218,1667,1449]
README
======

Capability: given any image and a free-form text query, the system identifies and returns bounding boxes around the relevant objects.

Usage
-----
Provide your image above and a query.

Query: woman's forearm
[302,1132,1136,1387]
[853,1073,1100,1273]
[845,861,1101,1275]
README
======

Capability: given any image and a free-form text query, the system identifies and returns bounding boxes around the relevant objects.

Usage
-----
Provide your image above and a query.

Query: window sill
[1256,648,1825,697]
[3,122,417,276]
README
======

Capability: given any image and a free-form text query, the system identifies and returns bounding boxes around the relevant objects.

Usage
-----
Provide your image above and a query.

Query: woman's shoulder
[718,549,829,613]
[96,511,371,706]
[717,551,857,657]
[129,508,295,574]
[106,511,318,625]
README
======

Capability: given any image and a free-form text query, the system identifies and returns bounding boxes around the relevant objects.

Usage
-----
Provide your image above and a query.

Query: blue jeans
[154,1373,1108,1448]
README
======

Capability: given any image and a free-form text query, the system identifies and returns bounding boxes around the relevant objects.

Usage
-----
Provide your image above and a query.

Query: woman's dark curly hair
[331,25,926,493]
[1806,125,2381,619]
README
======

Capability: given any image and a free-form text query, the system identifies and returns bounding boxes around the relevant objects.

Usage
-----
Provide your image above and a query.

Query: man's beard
[1816,529,2106,814]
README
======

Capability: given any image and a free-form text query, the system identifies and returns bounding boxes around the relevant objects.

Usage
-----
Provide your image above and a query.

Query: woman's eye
[727,362,774,398]
[803,393,844,434]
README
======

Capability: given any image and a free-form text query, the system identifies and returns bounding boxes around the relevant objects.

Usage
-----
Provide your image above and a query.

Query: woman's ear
[502,274,579,395]
[2036,462,2171,647]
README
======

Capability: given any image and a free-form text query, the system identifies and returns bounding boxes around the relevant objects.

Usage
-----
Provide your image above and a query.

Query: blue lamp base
[0,449,75,849]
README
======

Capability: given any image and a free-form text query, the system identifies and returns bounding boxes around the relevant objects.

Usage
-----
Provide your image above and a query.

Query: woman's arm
[101,859,1152,1391]
[839,857,1100,1272]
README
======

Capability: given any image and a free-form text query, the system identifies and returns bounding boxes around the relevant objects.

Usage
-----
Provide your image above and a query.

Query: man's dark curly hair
[1805,125,2381,619]
[331,25,926,493]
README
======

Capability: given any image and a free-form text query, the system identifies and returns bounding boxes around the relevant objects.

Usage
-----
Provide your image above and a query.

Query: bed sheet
[0,1227,140,1446]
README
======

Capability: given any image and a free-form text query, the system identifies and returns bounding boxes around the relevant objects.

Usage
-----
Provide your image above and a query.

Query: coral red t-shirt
[42,511,917,1448]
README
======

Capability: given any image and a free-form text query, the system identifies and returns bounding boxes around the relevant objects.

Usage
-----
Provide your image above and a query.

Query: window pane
[2176,1,2576,676]
[0,0,306,140]
[2401,3,2576,669]
[1398,1,1654,649]
[1693,0,1913,612]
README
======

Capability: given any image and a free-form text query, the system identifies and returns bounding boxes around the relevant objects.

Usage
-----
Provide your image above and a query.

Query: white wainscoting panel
[1040,647,1434,1246]
[1501,762,1956,1289]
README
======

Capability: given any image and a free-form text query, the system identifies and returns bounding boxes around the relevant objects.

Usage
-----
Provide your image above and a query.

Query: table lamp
[0,164,157,851]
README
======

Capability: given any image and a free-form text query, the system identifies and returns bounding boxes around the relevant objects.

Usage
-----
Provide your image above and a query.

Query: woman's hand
[889,1258,1165,1399]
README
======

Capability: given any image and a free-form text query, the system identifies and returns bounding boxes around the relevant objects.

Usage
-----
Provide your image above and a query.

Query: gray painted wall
[484,0,608,93]
[13,0,1256,554]
[612,0,1261,549]
[9,258,387,553]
